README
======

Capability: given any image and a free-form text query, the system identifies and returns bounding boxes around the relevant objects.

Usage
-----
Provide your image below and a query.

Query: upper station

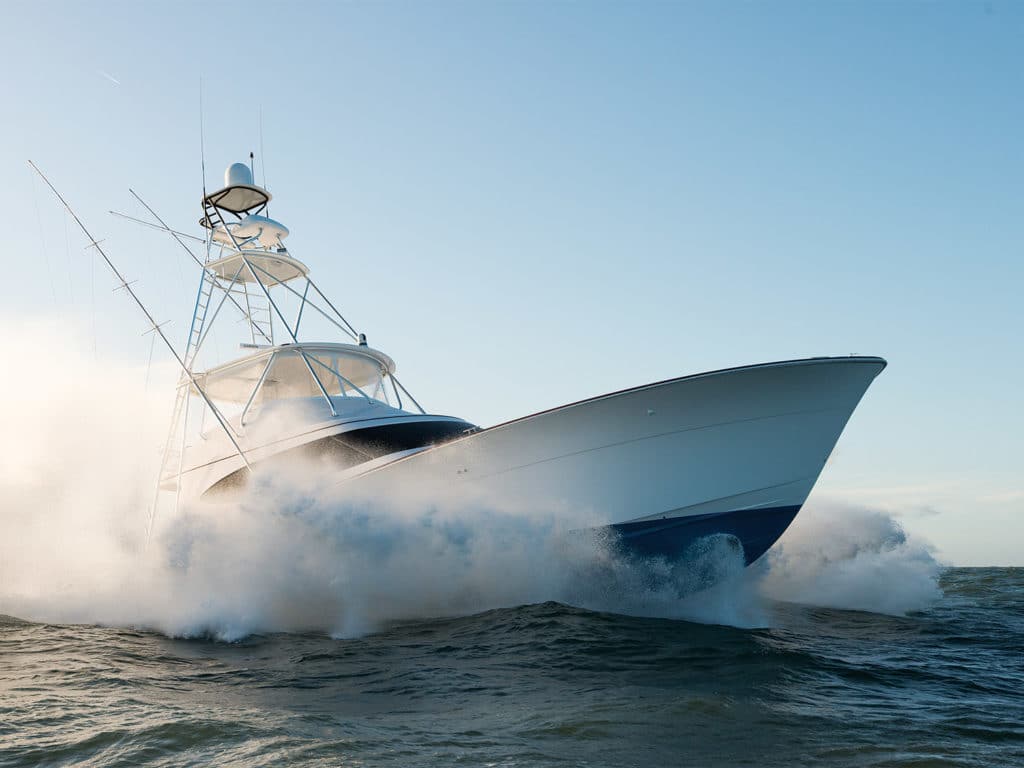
[200,162,301,283]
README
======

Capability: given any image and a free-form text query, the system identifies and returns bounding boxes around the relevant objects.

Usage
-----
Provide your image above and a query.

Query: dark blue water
[2,568,1021,767]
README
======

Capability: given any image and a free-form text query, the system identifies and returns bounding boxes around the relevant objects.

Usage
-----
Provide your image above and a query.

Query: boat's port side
[203,417,477,498]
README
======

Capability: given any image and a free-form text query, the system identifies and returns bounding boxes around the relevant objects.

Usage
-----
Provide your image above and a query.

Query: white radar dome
[224,162,254,187]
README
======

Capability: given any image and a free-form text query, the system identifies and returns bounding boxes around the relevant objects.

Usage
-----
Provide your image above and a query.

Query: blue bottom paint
[609,505,801,566]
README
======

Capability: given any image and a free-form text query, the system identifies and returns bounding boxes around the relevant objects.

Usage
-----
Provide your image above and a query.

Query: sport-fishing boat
[36,158,886,566]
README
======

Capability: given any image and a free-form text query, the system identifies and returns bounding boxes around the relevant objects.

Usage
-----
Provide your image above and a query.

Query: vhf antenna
[259,106,268,215]
[199,76,207,201]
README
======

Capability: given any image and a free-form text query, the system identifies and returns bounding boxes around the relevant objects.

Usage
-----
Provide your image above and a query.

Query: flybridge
[189,161,325,353]
[174,159,423,407]
[200,162,290,251]
[156,160,426,497]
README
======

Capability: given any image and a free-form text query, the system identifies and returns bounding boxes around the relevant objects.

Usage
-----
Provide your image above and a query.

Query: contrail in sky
[98,70,121,86]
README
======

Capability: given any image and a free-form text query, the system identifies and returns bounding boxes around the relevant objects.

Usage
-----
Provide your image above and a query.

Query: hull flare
[331,356,886,565]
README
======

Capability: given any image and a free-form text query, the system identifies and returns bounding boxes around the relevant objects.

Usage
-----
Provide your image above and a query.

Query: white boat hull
[334,356,886,564]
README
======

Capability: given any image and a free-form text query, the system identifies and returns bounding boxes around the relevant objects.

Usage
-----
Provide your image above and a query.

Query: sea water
[1,497,1021,767]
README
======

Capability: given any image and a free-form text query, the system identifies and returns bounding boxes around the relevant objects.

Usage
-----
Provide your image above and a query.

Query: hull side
[341,357,886,563]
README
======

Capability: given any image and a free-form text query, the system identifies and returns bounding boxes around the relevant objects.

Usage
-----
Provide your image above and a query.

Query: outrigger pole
[28,161,253,477]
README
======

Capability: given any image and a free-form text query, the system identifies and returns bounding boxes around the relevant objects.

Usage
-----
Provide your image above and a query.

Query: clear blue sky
[2,1,1021,564]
